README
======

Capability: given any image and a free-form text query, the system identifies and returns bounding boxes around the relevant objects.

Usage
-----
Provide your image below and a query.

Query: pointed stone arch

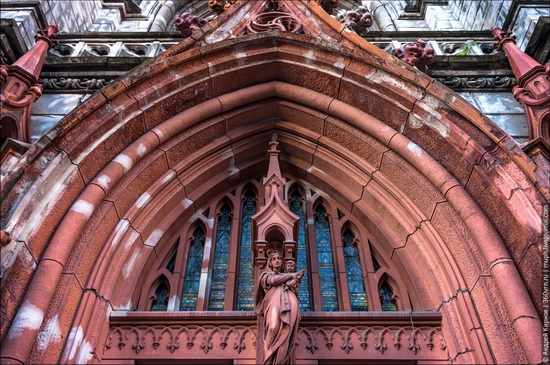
[0,3,545,364]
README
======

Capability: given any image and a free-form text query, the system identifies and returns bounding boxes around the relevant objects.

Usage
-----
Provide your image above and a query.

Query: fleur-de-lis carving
[408,342,421,354]
[133,339,145,353]
[233,342,246,353]
[341,342,353,354]
[200,341,213,354]
[167,341,180,353]
[374,342,387,354]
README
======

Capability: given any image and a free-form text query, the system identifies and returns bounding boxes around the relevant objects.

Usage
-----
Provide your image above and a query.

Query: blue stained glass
[380,281,398,311]
[151,281,169,311]
[208,204,232,310]
[289,190,311,311]
[315,205,339,311]
[343,228,368,311]
[180,227,205,311]
[236,190,256,311]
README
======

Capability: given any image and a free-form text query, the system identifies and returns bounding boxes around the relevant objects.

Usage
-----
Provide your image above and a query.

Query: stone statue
[255,251,306,364]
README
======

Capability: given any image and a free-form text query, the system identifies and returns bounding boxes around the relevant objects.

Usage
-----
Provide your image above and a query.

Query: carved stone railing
[36,31,515,93]
[102,311,447,362]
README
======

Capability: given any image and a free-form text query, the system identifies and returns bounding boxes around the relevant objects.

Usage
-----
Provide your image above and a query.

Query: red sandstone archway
[1,12,545,365]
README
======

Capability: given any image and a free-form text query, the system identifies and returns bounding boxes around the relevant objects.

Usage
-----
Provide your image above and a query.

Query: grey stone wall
[458,91,529,143]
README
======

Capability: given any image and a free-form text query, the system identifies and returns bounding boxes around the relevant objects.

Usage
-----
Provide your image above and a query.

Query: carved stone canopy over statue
[255,250,306,364]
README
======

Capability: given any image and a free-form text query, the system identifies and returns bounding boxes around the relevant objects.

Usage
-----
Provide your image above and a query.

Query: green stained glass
[343,228,368,311]
[180,227,205,311]
[236,190,256,311]
[151,281,169,311]
[315,205,339,311]
[380,281,398,311]
[208,204,232,310]
[289,190,311,311]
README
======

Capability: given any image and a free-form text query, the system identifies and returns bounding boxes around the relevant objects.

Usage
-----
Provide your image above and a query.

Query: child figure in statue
[283,259,302,295]
[255,251,306,364]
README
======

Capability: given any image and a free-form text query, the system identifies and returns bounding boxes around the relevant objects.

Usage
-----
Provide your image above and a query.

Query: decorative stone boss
[255,250,306,364]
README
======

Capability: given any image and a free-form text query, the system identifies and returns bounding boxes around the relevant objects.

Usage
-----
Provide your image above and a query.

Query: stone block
[65,200,119,286]
[25,165,85,261]
[324,116,387,170]
[487,114,529,138]
[379,150,444,219]
[77,112,146,184]
[276,101,326,137]
[0,246,35,342]
[472,92,525,115]
[28,273,84,365]
[338,78,409,132]
[430,202,487,289]
[465,165,538,264]
[223,99,278,133]
[162,116,226,168]
[470,276,526,364]
[109,149,169,218]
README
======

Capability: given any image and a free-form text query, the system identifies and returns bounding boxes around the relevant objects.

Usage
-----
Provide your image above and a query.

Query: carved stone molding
[247,11,303,34]
[174,13,208,38]
[298,326,447,356]
[335,6,373,36]
[436,76,517,90]
[105,325,256,356]
[394,39,435,72]
[103,311,447,361]
[38,77,116,91]
[103,322,448,361]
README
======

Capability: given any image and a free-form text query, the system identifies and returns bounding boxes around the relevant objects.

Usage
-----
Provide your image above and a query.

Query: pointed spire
[1,24,58,143]
[491,27,550,145]
[252,134,299,269]
[263,133,286,198]
[13,24,59,79]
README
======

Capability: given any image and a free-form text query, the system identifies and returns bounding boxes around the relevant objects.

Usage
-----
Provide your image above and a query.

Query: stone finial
[394,39,434,73]
[491,26,516,52]
[490,27,550,144]
[35,24,60,48]
[0,24,60,142]
[174,13,207,38]
[316,0,339,15]
[208,0,236,15]
[337,6,373,36]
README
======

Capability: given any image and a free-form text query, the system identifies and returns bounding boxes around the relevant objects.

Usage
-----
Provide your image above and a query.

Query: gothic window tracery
[342,227,368,311]
[180,226,206,311]
[151,279,169,311]
[140,180,408,313]
[208,203,233,310]
[237,189,257,311]
[314,203,339,311]
[380,279,398,311]
[289,188,311,311]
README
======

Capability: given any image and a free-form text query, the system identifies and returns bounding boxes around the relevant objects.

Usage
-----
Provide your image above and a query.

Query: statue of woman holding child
[255,251,306,364]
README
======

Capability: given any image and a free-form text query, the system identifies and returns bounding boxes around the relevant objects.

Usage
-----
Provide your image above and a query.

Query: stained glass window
[380,281,398,311]
[343,228,368,311]
[208,204,232,310]
[315,205,339,311]
[180,227,205,311]
[151,281,169,311]
[236,190,256,311]
[290,190,311,311]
